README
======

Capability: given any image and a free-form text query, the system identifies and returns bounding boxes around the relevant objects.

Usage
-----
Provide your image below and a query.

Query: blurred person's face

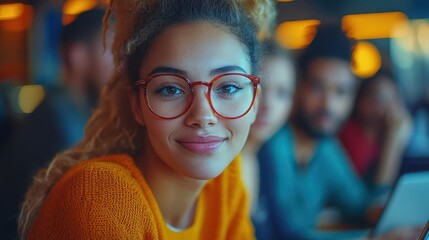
[88,32,115,92]
[131,22,258,180]
[295,58,355,138]
[356,77,398,126]
[249,56,295,143]
[63,32,115,98]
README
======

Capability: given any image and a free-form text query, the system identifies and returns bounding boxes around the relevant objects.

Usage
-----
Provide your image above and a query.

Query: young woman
[19,0,272,238]
[241,40,298,239]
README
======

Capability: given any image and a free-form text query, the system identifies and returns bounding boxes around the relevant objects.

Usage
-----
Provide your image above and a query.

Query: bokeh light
[62,0,98,25]
[0,4,33,32]
[342,12,409,40]
[275,19,320,49]
[63,0,98,15]
[0,3,24,21]
[352,41,382,78]
[18,85,45,114]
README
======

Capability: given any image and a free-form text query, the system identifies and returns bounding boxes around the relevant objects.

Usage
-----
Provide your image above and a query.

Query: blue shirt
[258,124,370,238]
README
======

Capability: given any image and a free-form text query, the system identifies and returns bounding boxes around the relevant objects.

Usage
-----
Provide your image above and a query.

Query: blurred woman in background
[339,70,412,187]
[241,39,300,239]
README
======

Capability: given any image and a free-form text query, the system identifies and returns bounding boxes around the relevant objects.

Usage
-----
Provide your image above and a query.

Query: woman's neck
[241,137,262,214]
[136,139,207,229]
[242,137,261,157]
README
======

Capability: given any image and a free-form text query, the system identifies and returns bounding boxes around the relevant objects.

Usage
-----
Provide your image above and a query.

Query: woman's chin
[179,167,224,180]
[175,158,231,181]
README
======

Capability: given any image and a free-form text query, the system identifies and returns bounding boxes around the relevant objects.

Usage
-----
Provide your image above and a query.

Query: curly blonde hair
[18,0,276,237]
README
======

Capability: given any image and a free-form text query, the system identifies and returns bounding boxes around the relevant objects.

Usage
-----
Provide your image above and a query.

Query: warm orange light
[275,19,321,49]
[352,41,382,78]
[342,12,409,40]
[0,4,33,31]
[62,14,78,25]
[63,0,98,15]
[0,3,24,21]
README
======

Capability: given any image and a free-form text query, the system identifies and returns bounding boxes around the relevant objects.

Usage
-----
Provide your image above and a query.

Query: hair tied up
[103,0,277,53]
[236,0,277,39]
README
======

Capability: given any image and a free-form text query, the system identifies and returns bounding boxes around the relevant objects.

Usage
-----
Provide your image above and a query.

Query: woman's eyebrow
[210,66,247,76]
[148,65,246,77]
[148,66,187,76]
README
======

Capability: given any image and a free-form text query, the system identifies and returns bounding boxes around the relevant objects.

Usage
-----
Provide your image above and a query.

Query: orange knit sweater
[28,154,254,239]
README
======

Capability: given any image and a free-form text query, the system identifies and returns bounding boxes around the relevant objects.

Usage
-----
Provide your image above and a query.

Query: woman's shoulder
[72,154,136,171]
[55,154,147,202]
[67,154,137,178]
[47,154,144,201]
[29,154,155,238]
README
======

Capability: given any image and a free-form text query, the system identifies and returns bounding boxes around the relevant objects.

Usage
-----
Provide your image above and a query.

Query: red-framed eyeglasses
[135,73,260,120]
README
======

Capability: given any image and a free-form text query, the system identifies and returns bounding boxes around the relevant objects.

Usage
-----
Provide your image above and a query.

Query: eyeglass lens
[145,74,255,119]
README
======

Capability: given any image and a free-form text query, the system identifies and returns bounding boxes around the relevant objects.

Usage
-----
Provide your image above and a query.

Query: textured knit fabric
[258,124,370,238]
[28,154,254,239]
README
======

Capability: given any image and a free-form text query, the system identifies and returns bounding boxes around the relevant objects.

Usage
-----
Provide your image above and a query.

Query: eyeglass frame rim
[135,72,260,120]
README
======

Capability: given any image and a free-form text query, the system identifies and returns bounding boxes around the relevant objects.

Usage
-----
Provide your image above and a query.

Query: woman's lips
[176,136,226,154]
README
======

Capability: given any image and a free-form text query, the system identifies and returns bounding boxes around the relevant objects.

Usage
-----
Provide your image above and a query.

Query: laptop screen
[371,171,429,237]
[419,221,429,240]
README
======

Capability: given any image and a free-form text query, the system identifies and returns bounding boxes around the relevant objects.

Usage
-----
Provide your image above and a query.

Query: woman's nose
[184,86,218,128]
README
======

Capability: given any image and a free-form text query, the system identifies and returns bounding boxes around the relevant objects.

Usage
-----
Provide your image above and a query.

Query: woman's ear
[129,86,146,126]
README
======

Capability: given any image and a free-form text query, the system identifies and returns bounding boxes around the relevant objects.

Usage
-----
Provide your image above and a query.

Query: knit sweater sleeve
[28,161,159,239]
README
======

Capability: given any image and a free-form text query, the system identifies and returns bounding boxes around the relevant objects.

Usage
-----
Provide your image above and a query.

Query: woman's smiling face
[131,22,258,180]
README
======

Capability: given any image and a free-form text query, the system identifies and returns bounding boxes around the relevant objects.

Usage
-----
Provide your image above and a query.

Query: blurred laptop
[418,221,429,240]
[370,171,429,237]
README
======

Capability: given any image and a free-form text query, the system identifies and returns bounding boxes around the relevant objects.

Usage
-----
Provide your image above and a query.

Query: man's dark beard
[292,108,340,139]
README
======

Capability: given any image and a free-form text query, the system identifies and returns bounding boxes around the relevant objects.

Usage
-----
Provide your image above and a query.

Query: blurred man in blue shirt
[259,24,380,239]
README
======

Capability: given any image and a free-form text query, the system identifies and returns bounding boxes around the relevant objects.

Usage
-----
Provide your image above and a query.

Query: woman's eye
[156,86,185,96]
[216,84,242,95]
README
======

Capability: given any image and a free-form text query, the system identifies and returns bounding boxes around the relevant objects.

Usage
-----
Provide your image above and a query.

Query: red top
[339,119,381,177]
